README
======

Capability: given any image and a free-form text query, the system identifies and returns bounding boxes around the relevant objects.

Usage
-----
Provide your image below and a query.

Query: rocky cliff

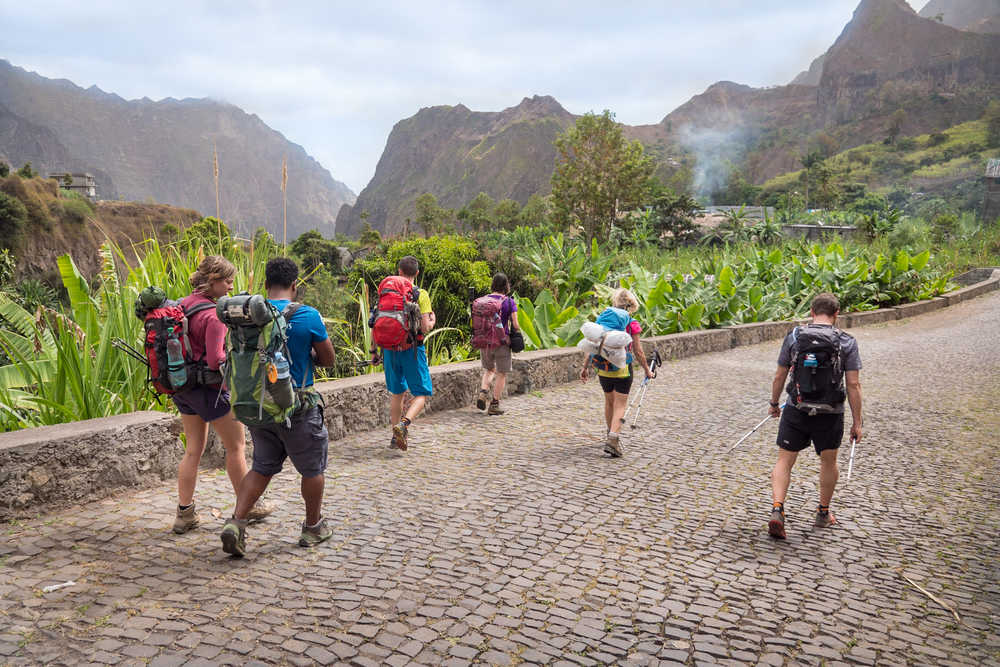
[0,60,355,241]
[918,0,1000,32]
[336,96,575,236]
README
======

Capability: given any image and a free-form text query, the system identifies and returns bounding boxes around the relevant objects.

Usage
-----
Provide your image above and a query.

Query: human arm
[203,316,228,371]
[631,332,653,378]
[770,365,789,417]
[579,354,591,382]
[845,369,862,442]
[312,338,335,368]
[418,290,435,334]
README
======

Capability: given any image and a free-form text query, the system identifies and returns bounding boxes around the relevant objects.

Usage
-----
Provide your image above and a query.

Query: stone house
[48,172,97,201]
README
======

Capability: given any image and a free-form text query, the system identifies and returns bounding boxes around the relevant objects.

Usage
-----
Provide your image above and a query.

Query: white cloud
[0,0,927,192]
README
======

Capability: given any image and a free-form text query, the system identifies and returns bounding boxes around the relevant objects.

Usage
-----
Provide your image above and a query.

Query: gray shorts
[248,405,328,478]
[481,344,512,373]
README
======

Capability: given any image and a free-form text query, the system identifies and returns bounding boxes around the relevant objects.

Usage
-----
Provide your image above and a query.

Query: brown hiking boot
[390,422,408,451]
[814,508,838,528]
[487,399,504,415]
[476,388,489,411]
[768,507,786,539]
[245,499,275,523]
[172,504,200,534]
[603,432,623,457]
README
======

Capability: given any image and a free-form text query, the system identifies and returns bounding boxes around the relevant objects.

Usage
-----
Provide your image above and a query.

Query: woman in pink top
[171,256,272,534]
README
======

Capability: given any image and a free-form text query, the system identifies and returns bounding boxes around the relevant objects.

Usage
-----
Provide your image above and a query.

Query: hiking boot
[220,519,247,558]
[476,388,489,411]
[298,518,333,547]
[814,508,838,528]
[603,432,623,457]
[487,399,504,415]
[172,504,200,534]
[768,508,786,539]
[390,422,408,451]
[245,499,275,523]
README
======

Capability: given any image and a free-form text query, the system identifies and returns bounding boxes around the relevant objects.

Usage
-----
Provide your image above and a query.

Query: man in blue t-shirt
[221,258,336,558]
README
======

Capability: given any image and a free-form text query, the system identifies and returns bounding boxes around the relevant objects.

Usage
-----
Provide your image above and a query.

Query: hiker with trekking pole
[765,292,863,539]
[577,288,655,458]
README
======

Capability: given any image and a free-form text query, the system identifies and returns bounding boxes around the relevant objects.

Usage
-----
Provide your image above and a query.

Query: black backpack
[787,325,847,414]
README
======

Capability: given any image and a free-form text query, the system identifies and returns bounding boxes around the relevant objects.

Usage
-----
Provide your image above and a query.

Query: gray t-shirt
[778,324,861,413]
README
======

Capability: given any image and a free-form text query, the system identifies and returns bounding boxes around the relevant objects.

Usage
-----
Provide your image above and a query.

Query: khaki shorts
[481,344,512,373]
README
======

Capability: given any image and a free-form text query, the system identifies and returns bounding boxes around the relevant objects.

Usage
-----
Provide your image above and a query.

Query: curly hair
[189,255,235,295]
[612,288,639,314]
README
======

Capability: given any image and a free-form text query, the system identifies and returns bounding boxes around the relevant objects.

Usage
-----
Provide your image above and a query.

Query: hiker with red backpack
[157,256,273,533]
[369,255,435,451]
[578,288,654,458]
[472,272,521,416]
[766,292,863,539]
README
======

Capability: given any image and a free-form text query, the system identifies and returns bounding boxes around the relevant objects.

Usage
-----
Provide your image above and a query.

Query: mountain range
[0,60,355,241]
[1,0,998,240]
[340,0,1000,234]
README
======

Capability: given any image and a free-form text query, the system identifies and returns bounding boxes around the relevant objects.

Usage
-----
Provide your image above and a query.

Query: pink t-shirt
[625,320,641,336]
[180,294,227,371]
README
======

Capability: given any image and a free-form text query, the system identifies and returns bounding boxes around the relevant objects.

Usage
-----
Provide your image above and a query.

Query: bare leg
[301,474,325,526]
[771,449,799,506]
[210,412,249,495]
[819,448,839,507]
[492,371,506,401]
[233,471,271,521]
[177,414,209,506]
[609,391,629,434]
[480,369,495,392]
[603,391,615,431]
[405,395,427,421]
[390,393,405,425]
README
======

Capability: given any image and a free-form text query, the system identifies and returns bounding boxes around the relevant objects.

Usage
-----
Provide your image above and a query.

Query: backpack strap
[182,302,216,318]
[281,302,303,319]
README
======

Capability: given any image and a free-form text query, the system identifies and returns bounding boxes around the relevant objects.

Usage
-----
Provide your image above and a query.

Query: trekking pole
[846,437,858,481]
[111,338,149,367]
[622,350,661,429]
[725,409,781,454]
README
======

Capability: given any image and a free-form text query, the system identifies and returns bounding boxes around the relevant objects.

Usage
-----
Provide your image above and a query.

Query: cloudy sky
[1,0,923,193]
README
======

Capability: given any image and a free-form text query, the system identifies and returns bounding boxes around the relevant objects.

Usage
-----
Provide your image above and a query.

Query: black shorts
[248,405,329,478]
[777,406,844,454]
[599,374,633,395]
[172,385,231,422]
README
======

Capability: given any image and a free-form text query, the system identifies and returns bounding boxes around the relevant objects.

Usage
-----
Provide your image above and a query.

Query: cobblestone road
[2,293,999,666]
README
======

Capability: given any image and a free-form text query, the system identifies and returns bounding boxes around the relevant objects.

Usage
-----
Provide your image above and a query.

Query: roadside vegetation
[1,102,999,433]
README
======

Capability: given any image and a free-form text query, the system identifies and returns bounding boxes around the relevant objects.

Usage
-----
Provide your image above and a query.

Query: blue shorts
[383,346,433,397]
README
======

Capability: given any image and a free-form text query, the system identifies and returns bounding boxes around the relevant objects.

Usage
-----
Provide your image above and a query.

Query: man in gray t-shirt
[766,293,863,539]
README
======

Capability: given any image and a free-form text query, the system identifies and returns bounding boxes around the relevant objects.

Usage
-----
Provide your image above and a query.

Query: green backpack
[217,293,302,427]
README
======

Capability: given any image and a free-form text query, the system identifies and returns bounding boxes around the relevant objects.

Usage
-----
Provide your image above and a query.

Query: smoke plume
[677,125,749,203]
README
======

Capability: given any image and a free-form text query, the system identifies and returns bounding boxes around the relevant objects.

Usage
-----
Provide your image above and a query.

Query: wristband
[769,401,779,407]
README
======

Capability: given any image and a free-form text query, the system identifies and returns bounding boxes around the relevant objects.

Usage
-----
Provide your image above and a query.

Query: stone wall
[1,269,998,520]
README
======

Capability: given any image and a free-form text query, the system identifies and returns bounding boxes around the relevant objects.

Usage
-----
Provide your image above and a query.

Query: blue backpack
[591,307,634,372]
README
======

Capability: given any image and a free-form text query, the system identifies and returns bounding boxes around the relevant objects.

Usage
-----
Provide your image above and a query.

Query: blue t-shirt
[268,299,328,388]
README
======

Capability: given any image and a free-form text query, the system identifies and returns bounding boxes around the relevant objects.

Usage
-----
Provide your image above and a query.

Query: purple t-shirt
[486,294,517,333]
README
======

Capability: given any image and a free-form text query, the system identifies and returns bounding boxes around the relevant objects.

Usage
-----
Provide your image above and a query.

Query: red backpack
[471,295,509,349]
[371,276,422,351]
[142,301,217,394]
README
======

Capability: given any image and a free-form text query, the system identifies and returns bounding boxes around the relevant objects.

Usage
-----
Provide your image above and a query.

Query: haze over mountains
[0,59,355,241]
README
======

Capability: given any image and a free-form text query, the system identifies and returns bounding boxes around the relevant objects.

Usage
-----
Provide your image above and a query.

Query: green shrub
[62,198,93,225]
[888,218,931,249]
[0,192,28,252]
[348,235,491,334]
[16,163,35,179]
[931,213,959,243]
[0,162,8,178]
[927,132,948,146]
